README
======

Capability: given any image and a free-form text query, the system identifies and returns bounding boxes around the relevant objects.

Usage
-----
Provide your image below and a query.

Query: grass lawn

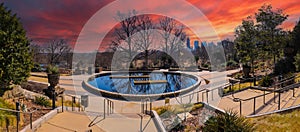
[250,109,300,131]
[0,98,17,128]
[28,76,48,83]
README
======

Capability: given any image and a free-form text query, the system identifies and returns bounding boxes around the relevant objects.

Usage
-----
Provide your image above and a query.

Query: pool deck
[34,69,239,132]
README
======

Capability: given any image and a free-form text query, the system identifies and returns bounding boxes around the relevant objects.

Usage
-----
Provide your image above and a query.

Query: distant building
[194,40,199,50]
[186,37,191,50]
[201,41,207,47]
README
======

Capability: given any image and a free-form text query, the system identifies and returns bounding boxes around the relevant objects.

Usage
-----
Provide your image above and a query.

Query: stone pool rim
[82,71,201,101]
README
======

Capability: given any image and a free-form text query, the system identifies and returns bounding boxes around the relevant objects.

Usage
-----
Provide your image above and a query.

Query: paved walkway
[35,111,105,132]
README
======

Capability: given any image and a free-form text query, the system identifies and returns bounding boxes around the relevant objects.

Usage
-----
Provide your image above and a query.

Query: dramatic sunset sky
[1,0,300,51]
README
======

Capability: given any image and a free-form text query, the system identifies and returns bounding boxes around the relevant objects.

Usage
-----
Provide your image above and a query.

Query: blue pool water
[88,72,197,95]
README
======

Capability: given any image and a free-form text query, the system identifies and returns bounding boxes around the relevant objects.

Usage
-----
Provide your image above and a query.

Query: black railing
[234,80,300,116]
[0,106,39,131]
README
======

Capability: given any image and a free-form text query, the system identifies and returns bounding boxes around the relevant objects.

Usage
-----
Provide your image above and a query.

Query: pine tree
[0,3,33,88]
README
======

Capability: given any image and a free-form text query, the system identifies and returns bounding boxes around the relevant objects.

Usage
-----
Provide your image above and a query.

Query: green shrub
[203,110,255,132]
[153,105,171,115]
[202,63,209,68]
[258,76,274,87]
[191,103,203,111]
[46,65,59,74]
[34,96,51,107]
[226,60,238,67]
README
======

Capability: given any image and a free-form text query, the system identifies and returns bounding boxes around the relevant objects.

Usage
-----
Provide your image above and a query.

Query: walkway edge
[151,110,166,132]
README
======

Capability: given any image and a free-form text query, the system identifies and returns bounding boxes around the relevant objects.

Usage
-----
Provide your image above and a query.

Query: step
[281,88,299,109]
[134,80,167,84]
[110,75,150,78]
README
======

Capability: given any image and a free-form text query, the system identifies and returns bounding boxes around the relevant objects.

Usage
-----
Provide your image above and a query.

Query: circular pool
[83,71,201,101]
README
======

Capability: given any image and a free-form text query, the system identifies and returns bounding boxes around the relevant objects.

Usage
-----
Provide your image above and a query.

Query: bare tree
[134,15,154,68]
[112,10,139,67]
[159,17,187,54]
[44,39,72,65]
[29,43,43,63]
[159,17,187,67]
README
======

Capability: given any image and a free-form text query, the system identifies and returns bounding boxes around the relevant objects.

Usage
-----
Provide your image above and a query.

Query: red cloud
[3,0,300,51]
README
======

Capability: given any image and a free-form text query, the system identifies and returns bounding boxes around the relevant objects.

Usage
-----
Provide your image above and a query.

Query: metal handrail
[235,81,300,116]
[272,76,297,87]
[0,107,39,130]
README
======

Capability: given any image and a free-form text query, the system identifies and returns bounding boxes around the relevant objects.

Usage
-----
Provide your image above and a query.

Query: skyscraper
[186,37,191,50]
[194,40,199,50]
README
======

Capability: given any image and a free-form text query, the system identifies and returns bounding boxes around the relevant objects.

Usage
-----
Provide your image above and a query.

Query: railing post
[274,91,276,103]
[263,90,266,105]
[240,101,242,116]
[202,92,204,102]
[141,101,144,114]
[103,99,106,119]
[107,100,109,116]
[253,97,256,115]
[72,96,75,111]
[61,96,64,112]
[197,92,199,102]
[211,89,214,101]
[150,102,152,111]
[30,112,33,129]
[78,98,80,112]
[16,102,20,132]
[293,88,295,97]
[145,100,148,113]
[112,102,115,114]
[206,90,209,104]
[278,92,281,110]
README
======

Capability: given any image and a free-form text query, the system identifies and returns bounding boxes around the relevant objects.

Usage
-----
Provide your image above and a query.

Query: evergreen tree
[235,17,259,77]
[255,4,288,66]
[293,19,300,71]
[0,3,33,88]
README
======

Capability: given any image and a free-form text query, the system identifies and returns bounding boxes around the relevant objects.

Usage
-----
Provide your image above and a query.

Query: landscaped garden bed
[153,103,218,131]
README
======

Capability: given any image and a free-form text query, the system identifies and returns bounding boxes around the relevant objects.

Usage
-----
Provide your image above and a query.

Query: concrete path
[35,111,105,132]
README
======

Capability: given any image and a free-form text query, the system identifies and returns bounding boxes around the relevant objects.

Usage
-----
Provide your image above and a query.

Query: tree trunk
[145,50,148,69]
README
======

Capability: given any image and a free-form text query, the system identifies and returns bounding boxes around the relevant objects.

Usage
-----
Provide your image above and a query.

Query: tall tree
[134,15,154,68]
[159,16,187,67]
[255,4,288,66]
[0,3,33,87]
[159,17,187,56]
[235,17,259,77]
[293,19,300,71]
[44,39,72,65]
[293,18,300,52]
[112,10,138,68]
